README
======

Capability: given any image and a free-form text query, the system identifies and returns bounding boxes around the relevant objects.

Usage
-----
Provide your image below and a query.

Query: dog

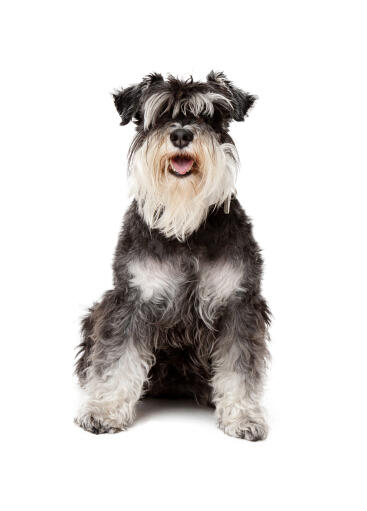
[75,72,270,440]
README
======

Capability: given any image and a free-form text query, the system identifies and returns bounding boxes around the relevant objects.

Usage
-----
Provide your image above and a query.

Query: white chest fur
[128,258,186,303]
[197,260,245,328]
[128,257,245,324]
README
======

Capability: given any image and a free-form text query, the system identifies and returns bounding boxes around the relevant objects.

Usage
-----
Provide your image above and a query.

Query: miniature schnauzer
[75,72,270,440]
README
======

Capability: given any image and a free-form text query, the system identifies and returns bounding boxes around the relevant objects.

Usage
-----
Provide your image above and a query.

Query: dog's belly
[146,345,213,405]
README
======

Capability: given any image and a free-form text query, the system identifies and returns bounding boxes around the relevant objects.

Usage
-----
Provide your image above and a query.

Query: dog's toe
[218,413,268,441]
[237,421,268,441]
[74,414,125,435]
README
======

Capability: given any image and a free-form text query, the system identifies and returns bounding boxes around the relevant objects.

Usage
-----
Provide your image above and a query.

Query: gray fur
[75,72,270,440]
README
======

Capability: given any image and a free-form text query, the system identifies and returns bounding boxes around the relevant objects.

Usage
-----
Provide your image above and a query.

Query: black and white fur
[75,72,270,440]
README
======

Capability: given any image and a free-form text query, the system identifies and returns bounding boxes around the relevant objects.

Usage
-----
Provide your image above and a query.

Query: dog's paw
[217,412,268,441]
[74,413,126,435]
[236,419,268,441]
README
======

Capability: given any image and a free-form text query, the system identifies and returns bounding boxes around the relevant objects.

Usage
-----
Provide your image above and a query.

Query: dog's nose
[170,128,194,148]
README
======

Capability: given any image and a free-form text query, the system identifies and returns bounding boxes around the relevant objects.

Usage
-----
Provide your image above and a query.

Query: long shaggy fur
[75,72,270,440]
[130,124,238,240]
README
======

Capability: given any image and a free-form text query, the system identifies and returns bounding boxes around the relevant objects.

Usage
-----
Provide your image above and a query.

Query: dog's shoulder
[192,197,261,261]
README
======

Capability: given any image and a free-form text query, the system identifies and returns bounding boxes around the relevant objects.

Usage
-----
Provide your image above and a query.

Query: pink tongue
[171,157,194,174]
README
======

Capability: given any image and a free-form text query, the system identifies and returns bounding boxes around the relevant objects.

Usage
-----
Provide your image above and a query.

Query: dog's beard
[129,128,238,241]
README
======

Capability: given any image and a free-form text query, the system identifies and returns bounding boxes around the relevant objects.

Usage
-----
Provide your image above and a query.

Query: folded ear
[113,73,164,125]
[229,86,256,121]
[113,84,143,125]
[207,71,256,122]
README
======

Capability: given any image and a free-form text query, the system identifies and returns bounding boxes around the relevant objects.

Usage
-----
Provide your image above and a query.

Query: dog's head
[113,72,256,240]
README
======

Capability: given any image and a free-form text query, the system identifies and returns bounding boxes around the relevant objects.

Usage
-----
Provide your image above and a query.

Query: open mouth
[169,155,195,177]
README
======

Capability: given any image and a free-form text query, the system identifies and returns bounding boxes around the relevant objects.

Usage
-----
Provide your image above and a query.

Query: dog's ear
[113,73,164,125]
[113,84,143,125]
[207,71,256,122]
[229,86,256,122]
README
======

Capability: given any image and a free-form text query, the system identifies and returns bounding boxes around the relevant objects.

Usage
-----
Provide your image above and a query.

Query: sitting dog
[75,71,270,440]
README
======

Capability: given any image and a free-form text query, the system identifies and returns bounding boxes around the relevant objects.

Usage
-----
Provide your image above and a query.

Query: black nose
[170,128,194,148]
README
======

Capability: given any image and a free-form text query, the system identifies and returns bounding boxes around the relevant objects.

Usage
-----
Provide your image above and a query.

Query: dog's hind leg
[75,289,154,434]
[211,296,271,441]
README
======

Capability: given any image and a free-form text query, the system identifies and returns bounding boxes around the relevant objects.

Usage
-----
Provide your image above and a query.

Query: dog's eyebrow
[179,93,232,118]
[144,92,173,130]
[143,91,232,130]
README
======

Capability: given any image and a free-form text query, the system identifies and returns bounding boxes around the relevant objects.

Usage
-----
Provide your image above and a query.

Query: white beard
[129,129,239,241]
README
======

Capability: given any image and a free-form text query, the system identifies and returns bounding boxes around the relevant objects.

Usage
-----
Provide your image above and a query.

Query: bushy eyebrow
[143,91,232,130]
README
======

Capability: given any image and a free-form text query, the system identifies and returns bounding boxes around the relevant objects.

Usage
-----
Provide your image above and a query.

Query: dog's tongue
[170,156,194,175]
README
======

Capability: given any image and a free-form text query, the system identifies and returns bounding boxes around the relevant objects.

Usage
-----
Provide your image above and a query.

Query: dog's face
[113,72,256,240]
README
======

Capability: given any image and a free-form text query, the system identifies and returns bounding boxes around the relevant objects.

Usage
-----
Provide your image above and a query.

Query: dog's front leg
[75,289,154,434]
[211,296,270,441]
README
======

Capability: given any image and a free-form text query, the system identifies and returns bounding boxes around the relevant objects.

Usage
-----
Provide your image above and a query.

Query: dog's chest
[128,256,245,325]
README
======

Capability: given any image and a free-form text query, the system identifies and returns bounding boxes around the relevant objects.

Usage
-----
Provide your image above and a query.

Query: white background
[1,1,366,509]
